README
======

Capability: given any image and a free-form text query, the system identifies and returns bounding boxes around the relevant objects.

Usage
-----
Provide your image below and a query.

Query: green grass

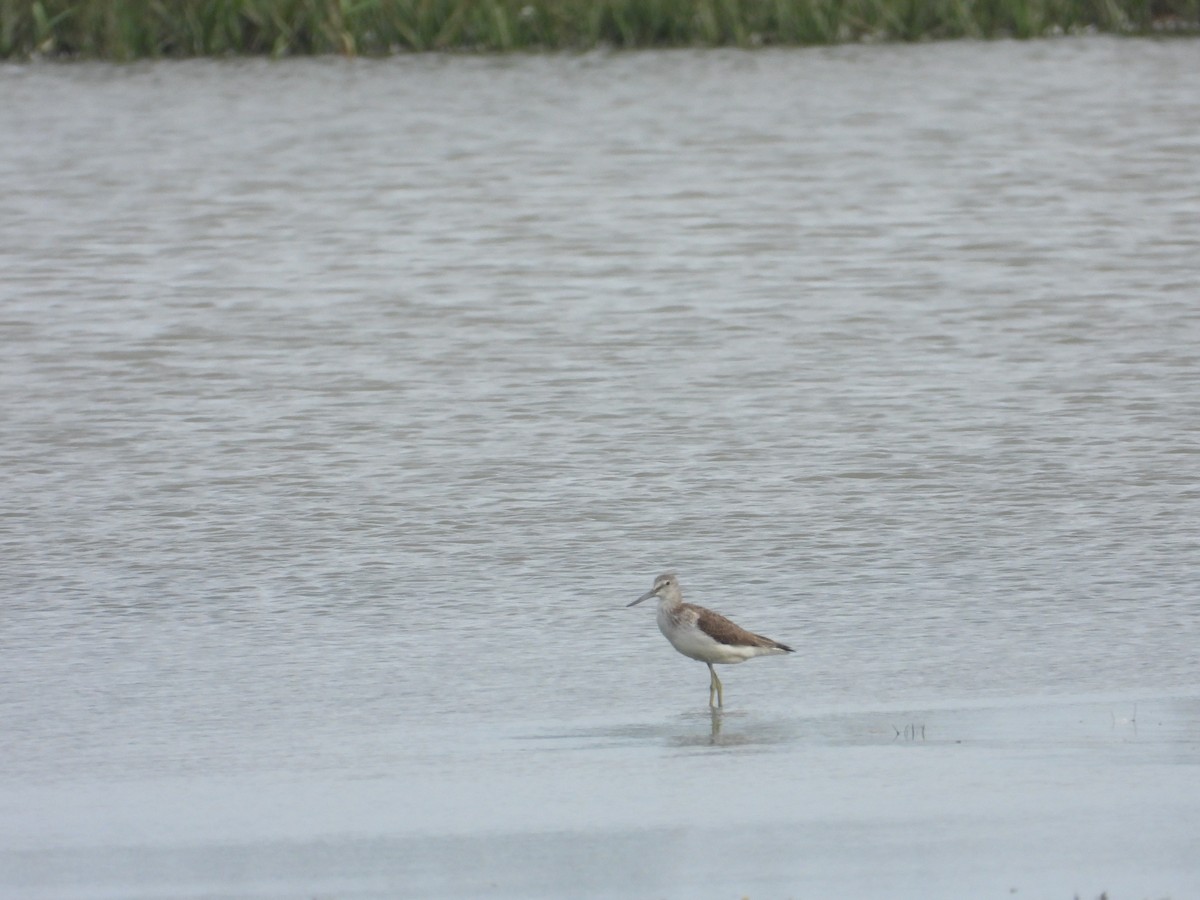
[0,0,1196,58]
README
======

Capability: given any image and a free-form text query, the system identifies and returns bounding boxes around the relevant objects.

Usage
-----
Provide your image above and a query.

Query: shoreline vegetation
[1,0,1197,59]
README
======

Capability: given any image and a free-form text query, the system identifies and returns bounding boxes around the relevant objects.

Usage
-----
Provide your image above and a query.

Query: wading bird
[627,572,792,708]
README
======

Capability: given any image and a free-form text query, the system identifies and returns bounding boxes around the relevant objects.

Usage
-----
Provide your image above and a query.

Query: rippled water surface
[2,37,1199,899]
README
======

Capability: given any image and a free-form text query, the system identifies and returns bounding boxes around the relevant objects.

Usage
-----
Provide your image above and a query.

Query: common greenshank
[628,572,793,708]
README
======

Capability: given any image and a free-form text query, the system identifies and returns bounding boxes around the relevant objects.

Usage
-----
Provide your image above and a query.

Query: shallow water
[2,36,1199,898]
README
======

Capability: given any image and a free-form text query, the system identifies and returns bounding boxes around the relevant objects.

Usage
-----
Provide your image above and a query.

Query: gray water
[2,36,1199,899]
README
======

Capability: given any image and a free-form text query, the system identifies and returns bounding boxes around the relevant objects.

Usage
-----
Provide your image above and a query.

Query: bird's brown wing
[691,604,793,652]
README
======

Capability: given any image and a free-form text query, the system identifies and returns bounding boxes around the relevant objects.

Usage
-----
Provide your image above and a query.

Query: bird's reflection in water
[518,710,793,752]
[663,708,791,750]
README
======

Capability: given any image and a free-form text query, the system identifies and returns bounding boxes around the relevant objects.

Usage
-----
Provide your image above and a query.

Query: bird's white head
[627,571,682,607]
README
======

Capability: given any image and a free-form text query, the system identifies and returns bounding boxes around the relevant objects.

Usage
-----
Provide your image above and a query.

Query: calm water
[2,36,1199,899]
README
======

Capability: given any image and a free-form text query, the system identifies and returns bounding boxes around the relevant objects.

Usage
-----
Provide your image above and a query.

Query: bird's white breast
[656,602,762,665]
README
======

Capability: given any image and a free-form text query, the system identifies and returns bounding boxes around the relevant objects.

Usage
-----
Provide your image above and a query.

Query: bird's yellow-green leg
[708,663,724,708]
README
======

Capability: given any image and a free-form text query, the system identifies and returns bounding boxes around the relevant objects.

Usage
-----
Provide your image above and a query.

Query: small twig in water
[892,723,926,741]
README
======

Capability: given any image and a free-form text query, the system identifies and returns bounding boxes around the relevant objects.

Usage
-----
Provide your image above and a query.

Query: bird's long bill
[627,589,657,607]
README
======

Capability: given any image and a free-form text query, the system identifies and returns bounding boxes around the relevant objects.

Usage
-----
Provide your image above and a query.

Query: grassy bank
[1,0,1196,59]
